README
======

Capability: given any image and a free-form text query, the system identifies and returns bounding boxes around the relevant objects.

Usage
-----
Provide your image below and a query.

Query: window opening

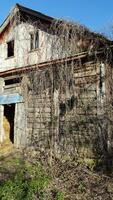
[30,31,39,50]
[7,40,14,57]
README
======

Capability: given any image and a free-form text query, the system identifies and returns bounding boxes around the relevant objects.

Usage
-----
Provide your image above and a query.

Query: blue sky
[0,0,113,37]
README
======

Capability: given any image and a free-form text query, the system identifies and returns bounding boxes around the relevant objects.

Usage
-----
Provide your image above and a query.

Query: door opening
[3,104,15,144]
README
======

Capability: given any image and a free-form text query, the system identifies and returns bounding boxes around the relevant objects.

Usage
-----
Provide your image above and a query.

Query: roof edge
[0,4,19,34]
[0,4,55,35]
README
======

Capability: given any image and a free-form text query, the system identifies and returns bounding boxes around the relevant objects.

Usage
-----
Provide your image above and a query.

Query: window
[7,40,14,57]
[5,77,21,86]
[30,31,39,50]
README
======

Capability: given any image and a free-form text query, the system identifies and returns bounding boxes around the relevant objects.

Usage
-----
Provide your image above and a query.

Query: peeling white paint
[0,23,55,72]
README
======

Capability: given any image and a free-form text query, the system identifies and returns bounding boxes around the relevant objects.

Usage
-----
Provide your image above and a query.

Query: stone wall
[24,59,109,159]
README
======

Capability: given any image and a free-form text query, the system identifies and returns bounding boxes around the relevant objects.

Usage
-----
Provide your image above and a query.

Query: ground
[0,149,113,200]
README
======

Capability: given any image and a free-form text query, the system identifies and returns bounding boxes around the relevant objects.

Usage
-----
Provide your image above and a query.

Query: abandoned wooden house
[0,4,113,159]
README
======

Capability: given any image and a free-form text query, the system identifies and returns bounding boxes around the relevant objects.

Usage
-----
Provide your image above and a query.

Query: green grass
[0,157,51,200]
[55,191,64,200]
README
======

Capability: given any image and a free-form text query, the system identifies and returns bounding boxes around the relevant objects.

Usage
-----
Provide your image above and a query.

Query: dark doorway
[4,104,15,144]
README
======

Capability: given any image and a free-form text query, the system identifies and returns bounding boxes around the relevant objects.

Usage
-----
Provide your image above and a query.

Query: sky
[0,0,113,38]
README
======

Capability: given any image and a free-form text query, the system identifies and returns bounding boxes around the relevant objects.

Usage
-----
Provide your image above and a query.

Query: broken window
[30,31,39,50]
[7,40,14,57]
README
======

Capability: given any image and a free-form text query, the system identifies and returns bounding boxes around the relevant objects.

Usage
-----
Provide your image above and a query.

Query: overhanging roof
[0,44,113,78]
[0,4,54,35]
[16,4,54,22]
[0,52,88,77]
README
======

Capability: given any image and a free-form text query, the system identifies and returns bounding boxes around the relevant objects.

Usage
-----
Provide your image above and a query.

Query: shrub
[0,160,51,200]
